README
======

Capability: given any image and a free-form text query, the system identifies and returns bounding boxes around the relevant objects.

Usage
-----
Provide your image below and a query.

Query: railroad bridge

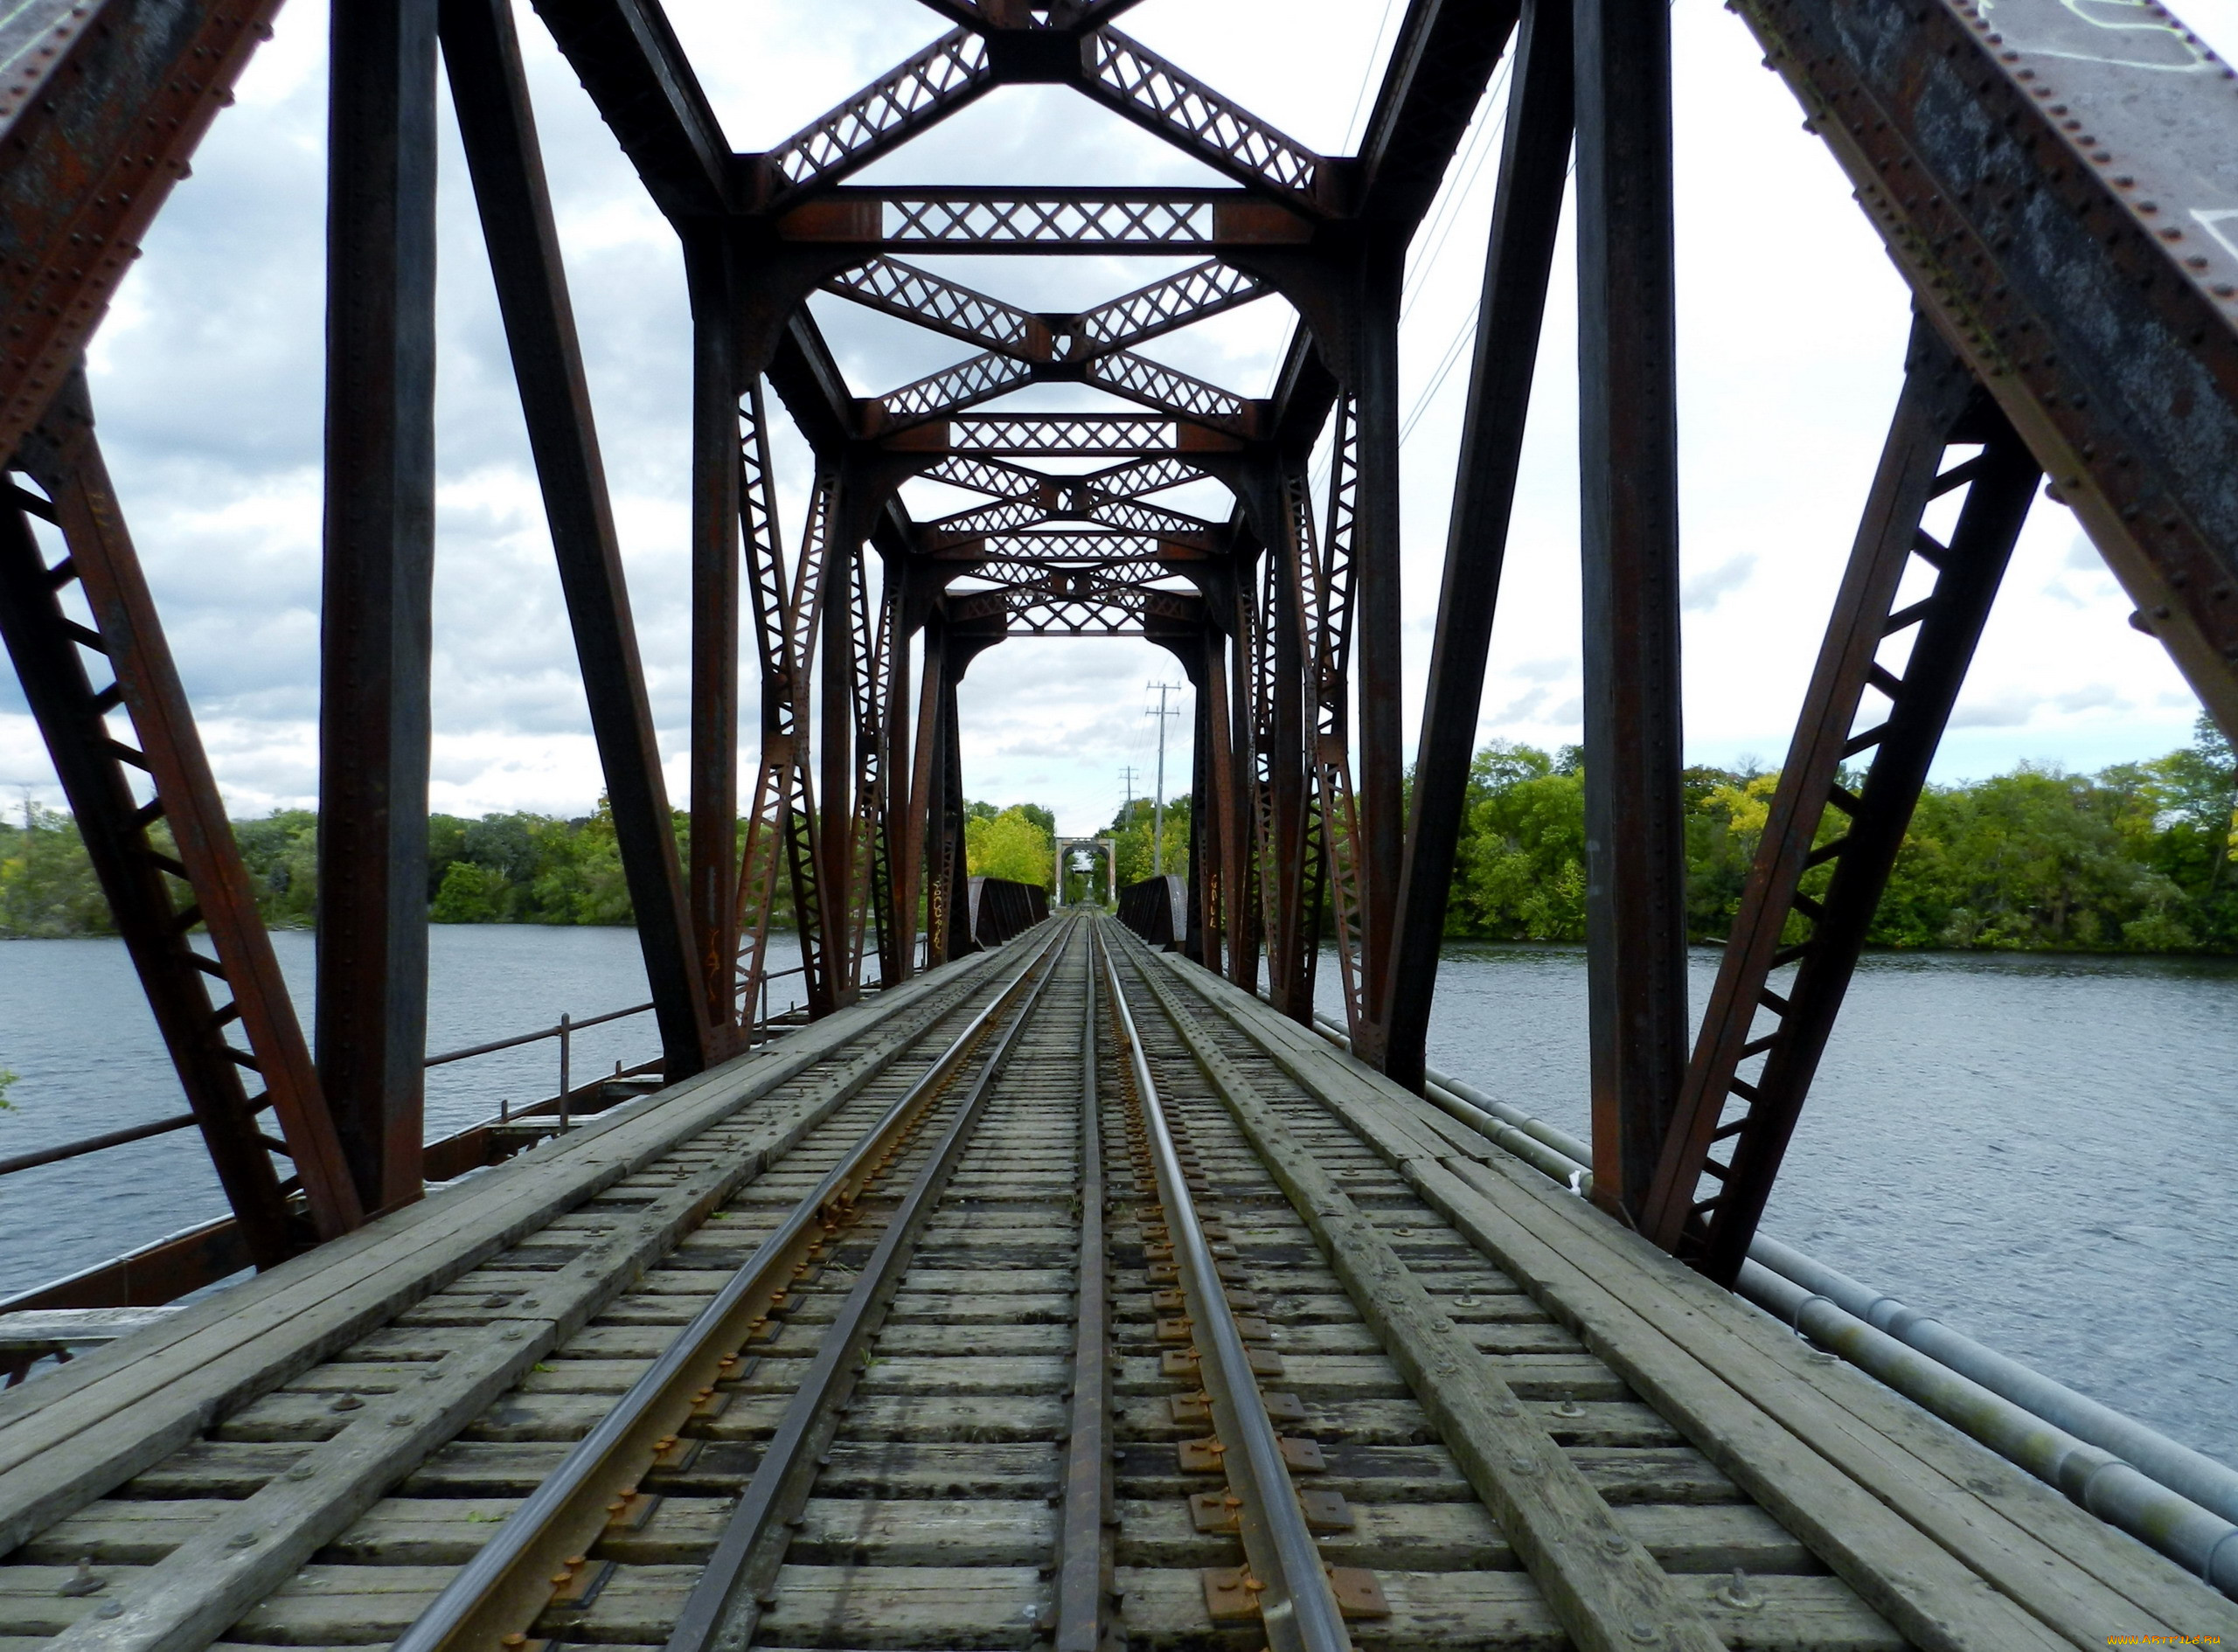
[0,0,2235,1646]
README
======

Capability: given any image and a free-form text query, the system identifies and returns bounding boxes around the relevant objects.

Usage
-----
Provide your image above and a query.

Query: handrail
[0,1112,198,1178]
[422,1000,654,1067]
[3,996,671,1183]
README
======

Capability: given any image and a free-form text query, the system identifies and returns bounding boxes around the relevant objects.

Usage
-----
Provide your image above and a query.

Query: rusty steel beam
[1356,0,1524,226]
[824,258,1053,358]
[525,0,729,220]
[1742,0,2238,741]
[686,234,742,1044]
[443,0,712,1079]
[888,414,1246,457]
[317,0,439,1216]
[0,392,364,1264]
[1384,0,1573,1094]
[1643,328,2040,1282]
[776,188,1314,253]
[1077,30,1331,210]
[0,0,287,460]
[750,29,997,212]
[1576,0,1688,1222]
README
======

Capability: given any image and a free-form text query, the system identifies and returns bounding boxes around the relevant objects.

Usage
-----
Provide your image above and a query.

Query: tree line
[3,717,2232,951]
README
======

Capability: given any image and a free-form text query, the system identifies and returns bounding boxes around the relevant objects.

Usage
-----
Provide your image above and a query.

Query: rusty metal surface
[1740,0,2238,739]
[9,0,2231,1304]
[3,387,364,1260]
[443,0,712,1079]
[1643,325,2041,1281]
[1575,0,1690,1222]
[0,0,286,460]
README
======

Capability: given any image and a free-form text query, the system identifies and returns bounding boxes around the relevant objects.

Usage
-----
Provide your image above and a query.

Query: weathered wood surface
[0,943,1017,1561]
[1119,943,1729,1652]
[1153,944,2238,1649]
[0,919,2215,1652]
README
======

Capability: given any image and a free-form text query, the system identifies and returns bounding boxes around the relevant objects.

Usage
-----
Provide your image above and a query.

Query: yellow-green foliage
[966,805,1055,886]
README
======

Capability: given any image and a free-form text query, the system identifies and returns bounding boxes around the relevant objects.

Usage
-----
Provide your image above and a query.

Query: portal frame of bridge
[0,0,2233,1296]
[1052,837,1118,909]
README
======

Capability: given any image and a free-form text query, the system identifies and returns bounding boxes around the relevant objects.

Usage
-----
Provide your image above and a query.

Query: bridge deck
[0,913,2227,1652]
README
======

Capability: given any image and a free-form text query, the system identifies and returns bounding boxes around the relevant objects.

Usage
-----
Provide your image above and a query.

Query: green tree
[1106,795,1189,887]
[233,809,319,927]
[429,859,510,923]
[966,805,1055,885]
[1454,753,1590,941]
[0,803,111,937]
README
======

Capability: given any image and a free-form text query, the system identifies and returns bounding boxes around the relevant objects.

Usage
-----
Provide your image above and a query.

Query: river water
[2,928,2231,1468]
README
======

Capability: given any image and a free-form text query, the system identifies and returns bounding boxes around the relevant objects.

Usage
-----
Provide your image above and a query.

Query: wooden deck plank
[1155,951,2089,1652]
[0,947,1014,1558]
[1120,944,1730,1652]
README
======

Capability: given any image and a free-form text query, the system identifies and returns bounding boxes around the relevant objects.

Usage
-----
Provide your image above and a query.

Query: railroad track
[2,912,2231,1652]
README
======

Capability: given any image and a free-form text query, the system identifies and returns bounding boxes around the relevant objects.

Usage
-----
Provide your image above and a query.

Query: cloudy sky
[0,0,2229,840]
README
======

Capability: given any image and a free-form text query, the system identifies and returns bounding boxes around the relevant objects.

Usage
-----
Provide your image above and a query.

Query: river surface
[2,928,2231,1467]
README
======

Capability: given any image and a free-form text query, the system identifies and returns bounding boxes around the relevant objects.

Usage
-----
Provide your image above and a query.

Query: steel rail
[1097,932,1353,1652]
[1054,923,1110,1651]
[662,920,1072,1651]
[1298,984,2238,1595]
[390,926,1065,1652]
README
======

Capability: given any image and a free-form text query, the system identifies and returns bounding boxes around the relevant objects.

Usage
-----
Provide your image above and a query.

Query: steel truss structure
[2,0,2235,1289]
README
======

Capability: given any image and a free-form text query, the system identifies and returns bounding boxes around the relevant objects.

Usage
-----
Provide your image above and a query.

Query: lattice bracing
[841,555,895,993]
[823,258,1049,357]
[1069,260,1268,355]
[933,414,1194,455]
[1084,31,1325,204]
[1083,495,1214,537]
[1079,455,1213,499]
[930,531,1173,560]
[761,30,994,202]
[1085,350,1255,431]
[920,454,1053,500]
[875,352,1034,428]
[928,496,1056,537]
[788,190,1310,252]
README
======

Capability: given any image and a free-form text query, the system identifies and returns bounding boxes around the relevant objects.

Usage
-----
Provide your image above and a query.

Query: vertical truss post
[936,676,971,960]
[0,392,364,1261]
[1349,243,1406,1055]
[685,232,743,1045]
[1575,0,1688,1222]
[1384,0,1574,1093]
[901,621,946,974]
[733,389,832,1033]
[1266,503,1312,1020]
[318,0,439,1213]
[840,548,896,991]
[1303,405,1369,1042]
[882,588,914,983]
[1199,628,1238,975]
[1224,574,1259,991]
[1644,325,2040,1281]
[818,475,857,1006]
[441,0,712,1078]
[1185,654,1210,963]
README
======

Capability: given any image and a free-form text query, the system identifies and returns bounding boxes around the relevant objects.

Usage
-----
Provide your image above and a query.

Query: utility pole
[1147,682,1184,878]
[1119,764,1138,824]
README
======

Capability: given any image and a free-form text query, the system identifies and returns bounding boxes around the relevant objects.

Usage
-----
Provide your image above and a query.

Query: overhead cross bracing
[0,0,2235,1339]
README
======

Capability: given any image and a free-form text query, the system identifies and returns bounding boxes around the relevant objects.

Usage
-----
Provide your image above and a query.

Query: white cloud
[3,0,2214,832]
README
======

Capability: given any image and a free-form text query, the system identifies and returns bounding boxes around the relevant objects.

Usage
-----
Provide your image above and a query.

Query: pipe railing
[3,994,671,1182]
